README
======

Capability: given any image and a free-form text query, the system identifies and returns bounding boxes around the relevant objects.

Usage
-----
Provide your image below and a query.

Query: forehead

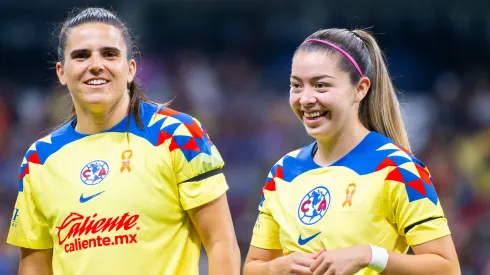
[65,23,126,52]
[291,50,341,78]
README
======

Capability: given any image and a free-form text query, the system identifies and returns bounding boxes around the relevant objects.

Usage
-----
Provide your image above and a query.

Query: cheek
[320,90,351,109]
[289,92,300,106]
[65,65,84,81]
[113,67,131,85]
[317,93,337,107]
[289,97,300,115]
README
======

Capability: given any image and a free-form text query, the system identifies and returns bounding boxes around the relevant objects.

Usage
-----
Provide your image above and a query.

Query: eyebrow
[290,74,335,81]
[69,47,121,57]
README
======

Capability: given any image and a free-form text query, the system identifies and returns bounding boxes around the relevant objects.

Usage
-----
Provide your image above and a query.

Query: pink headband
[304,39,364,77]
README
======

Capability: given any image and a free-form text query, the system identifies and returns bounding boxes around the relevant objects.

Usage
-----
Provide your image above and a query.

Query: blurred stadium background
[0,1,489,274]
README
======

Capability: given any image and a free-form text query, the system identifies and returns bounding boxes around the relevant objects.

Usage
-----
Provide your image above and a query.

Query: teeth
[304,111,323,118]
[87,79,108,85]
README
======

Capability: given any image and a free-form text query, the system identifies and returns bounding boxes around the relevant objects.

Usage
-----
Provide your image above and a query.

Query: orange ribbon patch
[342,183,357,207]
[120,150,133,173]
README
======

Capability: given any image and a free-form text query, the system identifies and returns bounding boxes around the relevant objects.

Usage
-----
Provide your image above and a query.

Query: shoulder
[332,131,426,175]
[140,102,208,146]
[141,101,200,127]
[366,132,427,173]
[18,121,76,190]
[365,133,438,204]
[141,102,216,163]
[21,121,81,166]
[265,142,319,185]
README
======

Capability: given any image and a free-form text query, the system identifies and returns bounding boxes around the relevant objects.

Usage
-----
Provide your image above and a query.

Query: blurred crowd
[1,2,490,274]
[0,50,489,274]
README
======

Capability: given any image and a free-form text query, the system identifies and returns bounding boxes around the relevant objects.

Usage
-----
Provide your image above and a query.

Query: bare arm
[188,194,241,275]
[19,248,53,275]
[245,245,324,275]
[382,235,460,275]
[244,246,283,275]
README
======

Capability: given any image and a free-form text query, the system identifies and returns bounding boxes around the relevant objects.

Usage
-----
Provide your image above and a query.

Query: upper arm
[187,193,237,249]
[19,248,53,275]
[161,113,228,210]
[385,157,451,246]
[7,148,52,249]
[250,211,282,250]
[412,235,460,269]
[249,160,285,251]
[160,112,233,246]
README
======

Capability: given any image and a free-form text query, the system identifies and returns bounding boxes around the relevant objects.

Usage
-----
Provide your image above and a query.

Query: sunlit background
[0,1,489,274]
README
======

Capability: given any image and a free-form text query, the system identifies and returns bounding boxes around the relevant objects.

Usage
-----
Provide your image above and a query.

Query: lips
[303,111,328,119]
[84,78,109,85]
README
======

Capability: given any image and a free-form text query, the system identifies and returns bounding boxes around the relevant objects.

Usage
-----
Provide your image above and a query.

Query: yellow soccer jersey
[7,102,228,275]
[251,132,450,275]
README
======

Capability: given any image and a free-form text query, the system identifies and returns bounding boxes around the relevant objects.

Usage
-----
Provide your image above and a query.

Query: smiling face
[56,23,136,112]
[289,50,370,141]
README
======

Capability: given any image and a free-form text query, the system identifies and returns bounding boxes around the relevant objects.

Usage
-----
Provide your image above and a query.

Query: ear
[56,62,67,86]
[127,59,137,84]
[355,77,371,102]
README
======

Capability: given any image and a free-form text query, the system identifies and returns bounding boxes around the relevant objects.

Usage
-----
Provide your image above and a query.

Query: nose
[88,53,104,74]
[299,87,317,106]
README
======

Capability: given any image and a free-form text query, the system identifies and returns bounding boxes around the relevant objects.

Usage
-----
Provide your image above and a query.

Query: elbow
[242,258,253,275]
[227,236,241,256]
[205,231,239,252]
[436,256,460,275]
[242,265,252,275]
[447,260,461,275]
[242,262,257,275]
[208,238,241,258]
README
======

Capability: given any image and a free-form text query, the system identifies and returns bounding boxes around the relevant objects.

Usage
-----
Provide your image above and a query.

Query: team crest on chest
[298,186,331,225]
[80,160,109,186]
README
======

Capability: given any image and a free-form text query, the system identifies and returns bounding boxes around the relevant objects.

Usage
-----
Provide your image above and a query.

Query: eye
[315,82,330,89]
[73,52,90,60]
[104,51,118,59]
[290,82,302,90]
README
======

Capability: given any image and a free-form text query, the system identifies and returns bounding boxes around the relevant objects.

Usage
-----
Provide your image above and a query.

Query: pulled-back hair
[296,29,410,150]
[57,7,148,128]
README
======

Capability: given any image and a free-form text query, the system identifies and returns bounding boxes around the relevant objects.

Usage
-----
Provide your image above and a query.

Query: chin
[304,124,334,140]
[305,126,326,139]
[80,92,114,105]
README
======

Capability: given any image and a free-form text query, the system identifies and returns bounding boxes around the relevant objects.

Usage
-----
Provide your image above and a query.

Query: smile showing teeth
[86,79,108,85]
[303,111,326,119]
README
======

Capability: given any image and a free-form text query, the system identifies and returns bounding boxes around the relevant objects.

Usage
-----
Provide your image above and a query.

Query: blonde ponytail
[353,30,411,151]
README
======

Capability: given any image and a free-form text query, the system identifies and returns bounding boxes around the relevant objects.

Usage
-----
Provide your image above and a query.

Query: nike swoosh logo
[298,232,321,245]
[79,191,105,203]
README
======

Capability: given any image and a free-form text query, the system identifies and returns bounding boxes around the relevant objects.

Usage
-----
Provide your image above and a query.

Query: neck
[314,119,370,167]
[73,95,131,134]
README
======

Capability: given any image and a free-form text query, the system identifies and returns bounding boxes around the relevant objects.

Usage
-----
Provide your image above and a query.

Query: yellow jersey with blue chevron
[7,102,228,275]
[251,131,450,275]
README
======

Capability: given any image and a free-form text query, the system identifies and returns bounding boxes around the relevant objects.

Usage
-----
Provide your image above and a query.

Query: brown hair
[296,28,411,150]
[57,7,149,128]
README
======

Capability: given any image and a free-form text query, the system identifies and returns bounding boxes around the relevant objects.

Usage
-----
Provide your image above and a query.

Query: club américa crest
[80,160,109,186]
[297,186,331,225]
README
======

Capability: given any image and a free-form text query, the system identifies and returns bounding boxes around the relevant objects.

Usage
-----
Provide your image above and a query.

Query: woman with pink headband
[243,29,460,275]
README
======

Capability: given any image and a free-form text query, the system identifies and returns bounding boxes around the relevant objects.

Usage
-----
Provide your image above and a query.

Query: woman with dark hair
[7,7,240,275]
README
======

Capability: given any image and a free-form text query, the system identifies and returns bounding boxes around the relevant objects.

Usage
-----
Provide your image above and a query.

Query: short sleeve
[7,158,53,249]
[167,116,228,210]
[250,168,282,250]
[178,173,229,211]
[386,159,451,246]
